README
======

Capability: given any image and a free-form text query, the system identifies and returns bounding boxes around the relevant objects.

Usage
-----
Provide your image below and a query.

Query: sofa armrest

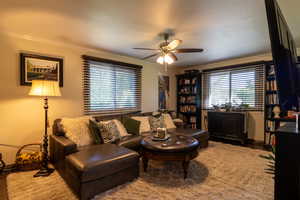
[50,134,77,164]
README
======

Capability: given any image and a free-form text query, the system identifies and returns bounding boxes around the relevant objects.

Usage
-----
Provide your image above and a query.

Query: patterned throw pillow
[98,120,121,143]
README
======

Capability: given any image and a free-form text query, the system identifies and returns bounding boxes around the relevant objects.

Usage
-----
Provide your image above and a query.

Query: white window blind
[203,64,265,111]
[82,55,142,115]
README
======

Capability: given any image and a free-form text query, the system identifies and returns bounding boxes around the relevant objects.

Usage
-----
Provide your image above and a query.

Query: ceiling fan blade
[168,52,178,61]
[175,48,204,53]
[133,48,159,51]
[166,39,182,51]
[142,53,159,60]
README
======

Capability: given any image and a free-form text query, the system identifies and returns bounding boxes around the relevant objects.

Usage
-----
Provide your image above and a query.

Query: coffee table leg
[142,156,148,172]
[182,161,190,179]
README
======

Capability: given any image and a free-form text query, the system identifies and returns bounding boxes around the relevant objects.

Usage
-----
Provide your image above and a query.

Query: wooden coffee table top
[141,134,199,153]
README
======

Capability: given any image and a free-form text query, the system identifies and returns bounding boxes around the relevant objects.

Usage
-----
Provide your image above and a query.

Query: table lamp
[29,80,61,177]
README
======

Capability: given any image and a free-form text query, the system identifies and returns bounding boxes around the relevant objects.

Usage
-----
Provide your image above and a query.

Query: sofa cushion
[122,117,140,135]
[116,135,142,150]
[66,144,139,182]
[62,116,93,147]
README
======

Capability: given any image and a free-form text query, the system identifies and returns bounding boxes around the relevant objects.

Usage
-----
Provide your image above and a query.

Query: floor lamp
[29,80,61,177]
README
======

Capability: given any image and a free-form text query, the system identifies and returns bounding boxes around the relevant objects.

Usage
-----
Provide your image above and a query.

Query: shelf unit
[176,72,202,129]
[264,61,299,147]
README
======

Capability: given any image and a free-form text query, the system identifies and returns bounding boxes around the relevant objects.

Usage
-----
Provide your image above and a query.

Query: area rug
[7,142,274,200]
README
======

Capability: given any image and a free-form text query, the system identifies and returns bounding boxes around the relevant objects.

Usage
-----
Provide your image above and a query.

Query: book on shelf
[266,80,277,91]
[266,93,279,104]
[179,105,197,113]
[266,120,276,132]
[179,96,196,104]
[179,79,190,85]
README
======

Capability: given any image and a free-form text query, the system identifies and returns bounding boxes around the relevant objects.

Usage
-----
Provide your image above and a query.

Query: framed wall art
[20,53,63,87]
[159,75,170,109]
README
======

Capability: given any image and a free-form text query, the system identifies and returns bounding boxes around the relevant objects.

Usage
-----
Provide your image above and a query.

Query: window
[82,55,142,115]
[203,64,265,111]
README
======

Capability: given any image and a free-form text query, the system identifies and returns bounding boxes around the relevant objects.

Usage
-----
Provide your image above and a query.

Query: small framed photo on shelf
[20,53,63,87]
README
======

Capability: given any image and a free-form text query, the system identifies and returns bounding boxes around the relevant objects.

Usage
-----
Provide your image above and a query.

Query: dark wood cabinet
[275,122,300,200]
[208,111,247,144]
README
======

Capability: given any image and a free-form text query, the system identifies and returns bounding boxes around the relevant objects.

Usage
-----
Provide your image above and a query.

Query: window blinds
[202,63,265,111]
[82,55,142,115]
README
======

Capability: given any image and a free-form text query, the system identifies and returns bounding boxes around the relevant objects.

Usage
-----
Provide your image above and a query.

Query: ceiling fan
[133,33,204,66]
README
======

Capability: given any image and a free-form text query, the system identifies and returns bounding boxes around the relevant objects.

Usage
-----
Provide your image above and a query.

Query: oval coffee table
[140,134,200,179]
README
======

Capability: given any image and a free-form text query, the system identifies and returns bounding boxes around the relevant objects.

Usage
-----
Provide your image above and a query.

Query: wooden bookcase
[176,72,202,129]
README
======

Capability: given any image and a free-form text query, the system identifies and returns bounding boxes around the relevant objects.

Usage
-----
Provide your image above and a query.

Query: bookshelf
[264,62,298,147]
[176,71,202,129]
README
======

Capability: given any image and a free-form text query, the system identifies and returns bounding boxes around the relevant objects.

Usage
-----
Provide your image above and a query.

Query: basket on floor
[15,143,42,171]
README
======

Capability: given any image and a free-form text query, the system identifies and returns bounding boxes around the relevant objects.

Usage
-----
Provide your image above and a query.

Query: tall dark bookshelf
[176,72,201,129]
[264,60,299,147]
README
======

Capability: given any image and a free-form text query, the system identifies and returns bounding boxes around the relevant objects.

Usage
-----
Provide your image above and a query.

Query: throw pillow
[88,119,104,144]
[122,117,140,135]
[131,116,151,134]
[61,116,93,147]
[162,113,177,130]
[98,120,121,143]
[113,119,129,137]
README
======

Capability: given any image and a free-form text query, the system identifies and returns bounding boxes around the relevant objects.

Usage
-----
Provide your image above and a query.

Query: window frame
[82,55,142,115]
[202,62,265,111]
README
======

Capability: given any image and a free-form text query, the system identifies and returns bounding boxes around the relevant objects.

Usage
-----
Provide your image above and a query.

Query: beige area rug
[7,142,274,200]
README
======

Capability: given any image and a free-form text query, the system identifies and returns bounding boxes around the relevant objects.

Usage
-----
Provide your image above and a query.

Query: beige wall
[0,33,169,164]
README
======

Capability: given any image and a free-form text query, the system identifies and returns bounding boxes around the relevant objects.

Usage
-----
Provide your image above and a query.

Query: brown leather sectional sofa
[49,112,209,200]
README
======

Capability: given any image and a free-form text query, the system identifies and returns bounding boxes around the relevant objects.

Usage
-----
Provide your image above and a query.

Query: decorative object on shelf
[0,153,5,173]
[159,75,170,109]
[273,106,281,118]
[29,79,61,177]
[20,53,63,87]
[15,143,42,171]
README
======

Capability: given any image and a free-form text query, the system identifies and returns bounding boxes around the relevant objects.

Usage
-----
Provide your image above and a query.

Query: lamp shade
[29,80,61,97]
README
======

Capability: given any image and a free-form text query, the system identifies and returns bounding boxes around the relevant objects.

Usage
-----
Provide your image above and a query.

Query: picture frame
[159,75,170,109]
[20,53,63,87]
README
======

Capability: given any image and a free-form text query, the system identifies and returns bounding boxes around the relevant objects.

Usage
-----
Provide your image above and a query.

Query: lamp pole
[34,96,54,177]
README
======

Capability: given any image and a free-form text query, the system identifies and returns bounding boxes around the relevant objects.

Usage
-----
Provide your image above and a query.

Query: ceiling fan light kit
[156,54,174,65]
[133,32,204,70]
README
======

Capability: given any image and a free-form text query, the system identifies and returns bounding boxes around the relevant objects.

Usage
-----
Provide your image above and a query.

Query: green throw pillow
[122,117,141,135]
[88,120,104,144]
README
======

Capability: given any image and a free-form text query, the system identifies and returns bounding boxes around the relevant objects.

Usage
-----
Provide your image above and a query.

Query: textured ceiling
[0,0,299,67]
